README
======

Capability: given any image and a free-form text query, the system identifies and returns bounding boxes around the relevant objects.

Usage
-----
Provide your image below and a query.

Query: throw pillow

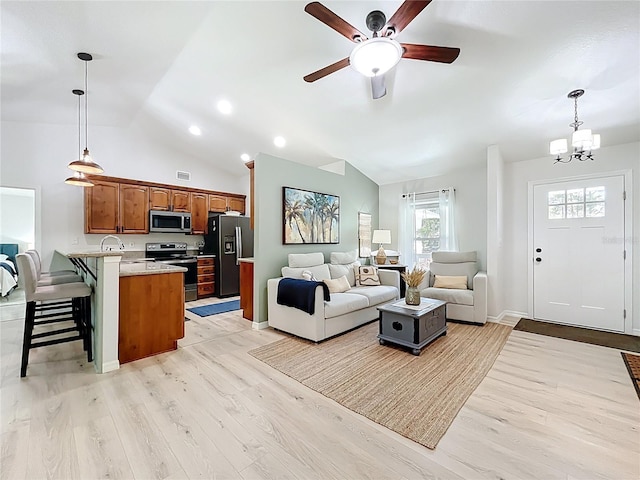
[433,275,468,290]
[356,265,381,286]
[301,269,317,281]
[323,275,351,293]
[328,261,360,287]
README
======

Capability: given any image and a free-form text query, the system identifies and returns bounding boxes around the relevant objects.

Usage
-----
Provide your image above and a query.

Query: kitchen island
[58,250,186,372]
[119,262,187,364]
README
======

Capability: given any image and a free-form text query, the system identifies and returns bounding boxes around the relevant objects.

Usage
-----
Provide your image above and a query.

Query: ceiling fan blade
[305,2,368,42]
[371,75,387,99]
[382,1,432,37]
[401,43,460,63]
[304,57,350,83]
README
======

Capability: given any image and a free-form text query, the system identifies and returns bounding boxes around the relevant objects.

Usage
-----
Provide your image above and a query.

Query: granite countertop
[61,249,124,259]
[238,257,254,263]
[119,262,188,277]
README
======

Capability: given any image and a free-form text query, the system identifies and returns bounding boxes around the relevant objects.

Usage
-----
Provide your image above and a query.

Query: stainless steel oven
[145,242,197,301]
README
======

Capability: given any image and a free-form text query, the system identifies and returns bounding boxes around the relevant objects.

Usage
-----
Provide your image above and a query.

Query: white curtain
[439,187,459,251]
[398,193,416,268]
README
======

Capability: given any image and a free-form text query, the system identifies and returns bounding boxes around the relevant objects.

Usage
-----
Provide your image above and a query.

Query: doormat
[187,300,240,317]
[514,318,640,353]
[621,352,640,401]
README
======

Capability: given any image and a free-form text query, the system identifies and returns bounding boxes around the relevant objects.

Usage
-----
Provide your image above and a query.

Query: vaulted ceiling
[2,1,639,185]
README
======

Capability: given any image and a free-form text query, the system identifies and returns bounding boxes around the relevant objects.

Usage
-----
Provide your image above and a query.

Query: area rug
[187,299,240,317]
[248,321,512,449]
[514,318,640,353]
[621,352,640,401]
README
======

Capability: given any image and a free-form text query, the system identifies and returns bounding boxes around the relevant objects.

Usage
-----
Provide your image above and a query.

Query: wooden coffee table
[377,298,447,355]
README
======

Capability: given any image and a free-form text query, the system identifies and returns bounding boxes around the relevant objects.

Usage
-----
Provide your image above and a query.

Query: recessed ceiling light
[217,100,233,115]
[274,136,286,148]
[189,125,201,136]
[240,153,251,162]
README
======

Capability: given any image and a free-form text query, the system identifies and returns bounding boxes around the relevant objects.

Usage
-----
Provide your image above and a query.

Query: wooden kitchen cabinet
[85,180,148,234]
[149,187,171,210]
[209,194,245,215]
[228,197,246,215]
[172,190,191,212]
[119,271,185,364]
[208,194,227,213]
[119,184,149,233]
[191,192,208,234]
[239,259,253,321]
[197,257,215,298]
[149,187,191,212]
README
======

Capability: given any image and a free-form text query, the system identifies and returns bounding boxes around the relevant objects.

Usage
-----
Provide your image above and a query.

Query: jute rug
[515,318,640,353]
[249,321,512,449]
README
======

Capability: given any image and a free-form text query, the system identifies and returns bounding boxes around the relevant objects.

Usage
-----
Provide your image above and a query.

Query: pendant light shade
[67,52,103,175]
[65,89,94,187]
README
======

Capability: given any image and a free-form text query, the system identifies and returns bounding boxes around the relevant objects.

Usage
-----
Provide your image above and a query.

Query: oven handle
[155,259,197,265]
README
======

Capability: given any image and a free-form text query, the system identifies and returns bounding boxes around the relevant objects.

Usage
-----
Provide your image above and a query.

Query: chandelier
[549,89,600,163]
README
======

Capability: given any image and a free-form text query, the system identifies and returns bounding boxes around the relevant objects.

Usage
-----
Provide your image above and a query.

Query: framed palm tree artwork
[283,186,340,244]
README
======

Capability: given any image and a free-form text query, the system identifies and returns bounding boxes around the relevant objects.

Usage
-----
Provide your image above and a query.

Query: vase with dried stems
[401,267,426,305]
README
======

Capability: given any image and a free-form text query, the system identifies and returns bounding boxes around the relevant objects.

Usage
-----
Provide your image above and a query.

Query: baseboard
[97,360,120,374]
[487,310,529,323]
[252,321,269,330]
[633,328,640,337]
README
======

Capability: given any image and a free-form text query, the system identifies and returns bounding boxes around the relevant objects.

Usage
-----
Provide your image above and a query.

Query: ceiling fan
[303,1,460,99]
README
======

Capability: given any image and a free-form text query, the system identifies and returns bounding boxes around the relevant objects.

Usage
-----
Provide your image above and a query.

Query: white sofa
[267,252,400,342]
[419,251,487,324]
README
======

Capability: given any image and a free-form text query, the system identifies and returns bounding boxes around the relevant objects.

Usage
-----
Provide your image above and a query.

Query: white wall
[0,121,249,268]
[487,145,505,319]
[379,164,488,270]
[503,141,639,333]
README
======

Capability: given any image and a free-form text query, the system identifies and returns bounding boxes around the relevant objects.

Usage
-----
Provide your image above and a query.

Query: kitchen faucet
[100,235,125,252]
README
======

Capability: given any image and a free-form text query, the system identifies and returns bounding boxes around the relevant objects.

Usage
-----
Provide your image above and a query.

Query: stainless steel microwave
[149,210,192,233]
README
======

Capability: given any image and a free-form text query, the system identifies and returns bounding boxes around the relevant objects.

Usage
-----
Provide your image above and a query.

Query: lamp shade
[349,38,403,77]
[65,171,94,187]
[372,229,391,245]
[572,129,593,150]
[549,138,568,155]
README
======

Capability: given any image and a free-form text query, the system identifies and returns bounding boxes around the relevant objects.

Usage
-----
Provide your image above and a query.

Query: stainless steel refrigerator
[203,214,254,297]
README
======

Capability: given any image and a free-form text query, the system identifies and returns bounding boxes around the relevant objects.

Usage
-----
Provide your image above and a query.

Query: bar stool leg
[20,302,36,378]
[84,296,93,363]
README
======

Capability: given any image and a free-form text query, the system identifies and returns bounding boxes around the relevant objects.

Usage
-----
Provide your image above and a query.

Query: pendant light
[65,89,94,187]
[67,52,103,174]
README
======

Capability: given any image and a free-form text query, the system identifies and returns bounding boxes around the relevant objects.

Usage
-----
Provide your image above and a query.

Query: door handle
[535,257,542,263]
[536,248,542,253]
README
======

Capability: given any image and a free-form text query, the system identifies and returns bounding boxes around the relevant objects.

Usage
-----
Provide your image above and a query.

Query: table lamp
[372,229,391,265]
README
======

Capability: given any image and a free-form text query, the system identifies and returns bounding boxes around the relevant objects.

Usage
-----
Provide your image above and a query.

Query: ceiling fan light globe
[549,138,568,155]
[349,38,402,77]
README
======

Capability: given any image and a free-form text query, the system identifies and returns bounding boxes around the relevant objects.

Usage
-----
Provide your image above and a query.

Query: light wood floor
[1,298,638,480]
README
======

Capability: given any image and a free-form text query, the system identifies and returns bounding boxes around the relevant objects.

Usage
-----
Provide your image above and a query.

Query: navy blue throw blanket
[277,278,330,315]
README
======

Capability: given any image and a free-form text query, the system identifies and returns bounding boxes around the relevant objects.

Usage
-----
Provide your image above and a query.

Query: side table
[376,264,407,297]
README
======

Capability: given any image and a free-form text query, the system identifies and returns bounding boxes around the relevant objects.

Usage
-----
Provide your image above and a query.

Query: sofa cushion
[421,287,474,306]
[349,285,397,306]
[356,265,381,286]
[324,275,351,293]
[433,275,468,290]
[324,293,370,319]
[329,261,360,286]
[282,263,331,281]
[330,251,358,265]
[288,252,324,268]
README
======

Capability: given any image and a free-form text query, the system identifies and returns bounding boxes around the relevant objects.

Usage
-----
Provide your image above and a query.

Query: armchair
[419,251,487,324]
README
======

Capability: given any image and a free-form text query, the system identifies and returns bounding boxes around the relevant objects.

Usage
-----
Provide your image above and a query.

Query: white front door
[533,175,625,332]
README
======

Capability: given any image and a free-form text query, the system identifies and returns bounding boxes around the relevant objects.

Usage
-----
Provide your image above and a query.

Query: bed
[0,244,19,297]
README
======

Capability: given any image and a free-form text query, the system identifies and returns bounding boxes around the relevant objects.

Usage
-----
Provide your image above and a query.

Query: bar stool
[16,253,92,377]
[25,250,82,285]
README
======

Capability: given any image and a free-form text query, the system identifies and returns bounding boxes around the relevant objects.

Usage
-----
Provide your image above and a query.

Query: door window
[547,186,605,220]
